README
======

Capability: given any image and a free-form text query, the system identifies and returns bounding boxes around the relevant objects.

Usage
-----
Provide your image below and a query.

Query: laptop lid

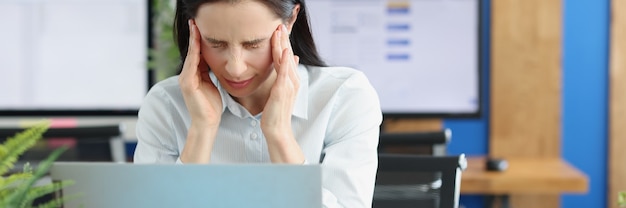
[49,162,322,208]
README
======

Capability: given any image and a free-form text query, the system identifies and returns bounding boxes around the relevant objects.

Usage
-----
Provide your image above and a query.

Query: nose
[224,48,246,78]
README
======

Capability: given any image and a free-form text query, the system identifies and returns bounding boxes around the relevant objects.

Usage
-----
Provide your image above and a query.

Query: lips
[225,78,253,89]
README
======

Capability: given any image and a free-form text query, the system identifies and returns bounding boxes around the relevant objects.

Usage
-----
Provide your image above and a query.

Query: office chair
[378,128,451,156]
[374,153,467,208]
[0,124,126,163]
[377,129,452,193]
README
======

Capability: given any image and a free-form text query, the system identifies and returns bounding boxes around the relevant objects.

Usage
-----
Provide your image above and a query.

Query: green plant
[149,0,181,82]
[620,191,626,207]
[0,121,74,208]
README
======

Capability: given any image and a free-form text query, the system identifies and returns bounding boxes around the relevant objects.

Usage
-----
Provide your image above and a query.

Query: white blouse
[133,64,383,208]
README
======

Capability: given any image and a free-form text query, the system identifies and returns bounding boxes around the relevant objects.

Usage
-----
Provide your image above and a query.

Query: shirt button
[250,120,257,127]
[250,133,258,140]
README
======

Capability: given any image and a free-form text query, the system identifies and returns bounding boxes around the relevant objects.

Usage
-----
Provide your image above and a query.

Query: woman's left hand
[260,24,304,164]
[261,24,300,139]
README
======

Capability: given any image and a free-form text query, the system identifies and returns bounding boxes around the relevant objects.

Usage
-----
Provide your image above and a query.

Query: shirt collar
[210,65,309,120]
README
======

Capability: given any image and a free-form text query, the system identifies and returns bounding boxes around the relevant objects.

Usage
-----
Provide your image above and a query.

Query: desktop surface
[460,156,588,194]
[50,162,322,208]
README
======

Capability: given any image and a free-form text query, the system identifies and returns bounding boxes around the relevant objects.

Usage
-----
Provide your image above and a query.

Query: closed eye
[242,38,266,49]
[243,43,261,49]
[211,42,226,49]
[205,37,227,49]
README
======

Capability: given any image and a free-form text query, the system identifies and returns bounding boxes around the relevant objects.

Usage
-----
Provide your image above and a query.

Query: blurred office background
[0,0,621,207]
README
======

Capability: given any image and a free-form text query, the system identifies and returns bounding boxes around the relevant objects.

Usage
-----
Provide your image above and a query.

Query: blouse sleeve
[320,71,383,208]
[133,85,182,164]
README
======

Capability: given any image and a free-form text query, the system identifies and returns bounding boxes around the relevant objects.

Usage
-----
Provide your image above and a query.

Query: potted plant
[0,121,74,208]
[149,0,180,82]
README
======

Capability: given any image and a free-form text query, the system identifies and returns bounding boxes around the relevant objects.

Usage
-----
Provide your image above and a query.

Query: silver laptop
[50,162,322,208]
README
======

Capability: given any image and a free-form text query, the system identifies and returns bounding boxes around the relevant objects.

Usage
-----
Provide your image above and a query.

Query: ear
[286,4,301,34]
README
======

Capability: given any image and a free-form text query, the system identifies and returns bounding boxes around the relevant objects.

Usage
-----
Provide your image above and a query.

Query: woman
[133,0,382,207]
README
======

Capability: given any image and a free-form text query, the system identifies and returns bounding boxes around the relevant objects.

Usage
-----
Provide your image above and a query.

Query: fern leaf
[0,172,33,190]
[0,145,8,160]
[0,178,18,200]
[0,121,50,175]
[619,191,626,207]
[35,193,82,208]
[0,166,34,198]
[2,121,49,151]
[22,180,74,206]
[4,146,66,206]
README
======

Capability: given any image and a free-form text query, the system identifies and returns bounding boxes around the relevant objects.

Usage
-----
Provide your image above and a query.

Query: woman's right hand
[178,19,223,127]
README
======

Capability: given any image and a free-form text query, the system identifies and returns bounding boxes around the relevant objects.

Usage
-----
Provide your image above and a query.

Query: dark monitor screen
[0,0,151,116]
[307,0,481,118]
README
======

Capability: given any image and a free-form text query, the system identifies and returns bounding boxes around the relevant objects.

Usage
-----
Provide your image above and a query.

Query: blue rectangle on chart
[387,39,410,46]
[387,8,409,15]
[387,24,410,31]
[387,54,410,61]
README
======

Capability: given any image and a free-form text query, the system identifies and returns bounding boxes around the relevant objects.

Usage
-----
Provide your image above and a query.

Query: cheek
[200,47,225,70]
[246,46,273,72]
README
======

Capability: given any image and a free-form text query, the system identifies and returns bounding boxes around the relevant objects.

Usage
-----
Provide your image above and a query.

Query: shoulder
[140,76,185,112]
[149,76,181,94]
[145,76,183,99]
[307,65,382,144]
[304,65,373,91]
[305,65,366,80]
[303,64,380,115]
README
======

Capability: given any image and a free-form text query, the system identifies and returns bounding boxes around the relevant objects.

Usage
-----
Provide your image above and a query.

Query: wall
[561,0,609,207]
[445,0,609,207]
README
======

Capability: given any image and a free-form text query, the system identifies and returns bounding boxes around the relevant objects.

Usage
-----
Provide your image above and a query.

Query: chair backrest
[1,124,125,168]
[378,128,451,156]
[0,125,123,139]
[374,153,467,208]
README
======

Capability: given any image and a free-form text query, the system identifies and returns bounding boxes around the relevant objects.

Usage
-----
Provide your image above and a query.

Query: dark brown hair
[173,0,326,74]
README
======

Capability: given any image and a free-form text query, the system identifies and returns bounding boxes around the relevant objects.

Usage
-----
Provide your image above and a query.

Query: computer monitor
[306,0,482,118]
[0,0,151,116]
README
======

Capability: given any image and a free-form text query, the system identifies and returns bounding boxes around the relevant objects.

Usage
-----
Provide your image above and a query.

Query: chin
[225,88,255,99]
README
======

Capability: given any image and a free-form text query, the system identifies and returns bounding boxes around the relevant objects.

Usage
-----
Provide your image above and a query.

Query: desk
[460,157,588,207]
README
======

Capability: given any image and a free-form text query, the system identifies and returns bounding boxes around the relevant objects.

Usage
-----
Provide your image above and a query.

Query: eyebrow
[205,37,268,45]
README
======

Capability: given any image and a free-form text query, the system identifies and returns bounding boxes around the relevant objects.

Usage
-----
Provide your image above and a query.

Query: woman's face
[194,1,283,99]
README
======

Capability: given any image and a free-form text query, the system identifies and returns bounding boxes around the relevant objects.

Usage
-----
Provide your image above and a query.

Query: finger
[181,19,200,78]
[190,20,206,76]
[272,26,282,70]
[279,25,295,78]
[271,48,289,93]
[287,55,300,87]
[280,48,291,78]
[292,55,300,82]
[199,58,212,83]
[188,20,197,55]
[189,20,202,67]
[281,24,292,53]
